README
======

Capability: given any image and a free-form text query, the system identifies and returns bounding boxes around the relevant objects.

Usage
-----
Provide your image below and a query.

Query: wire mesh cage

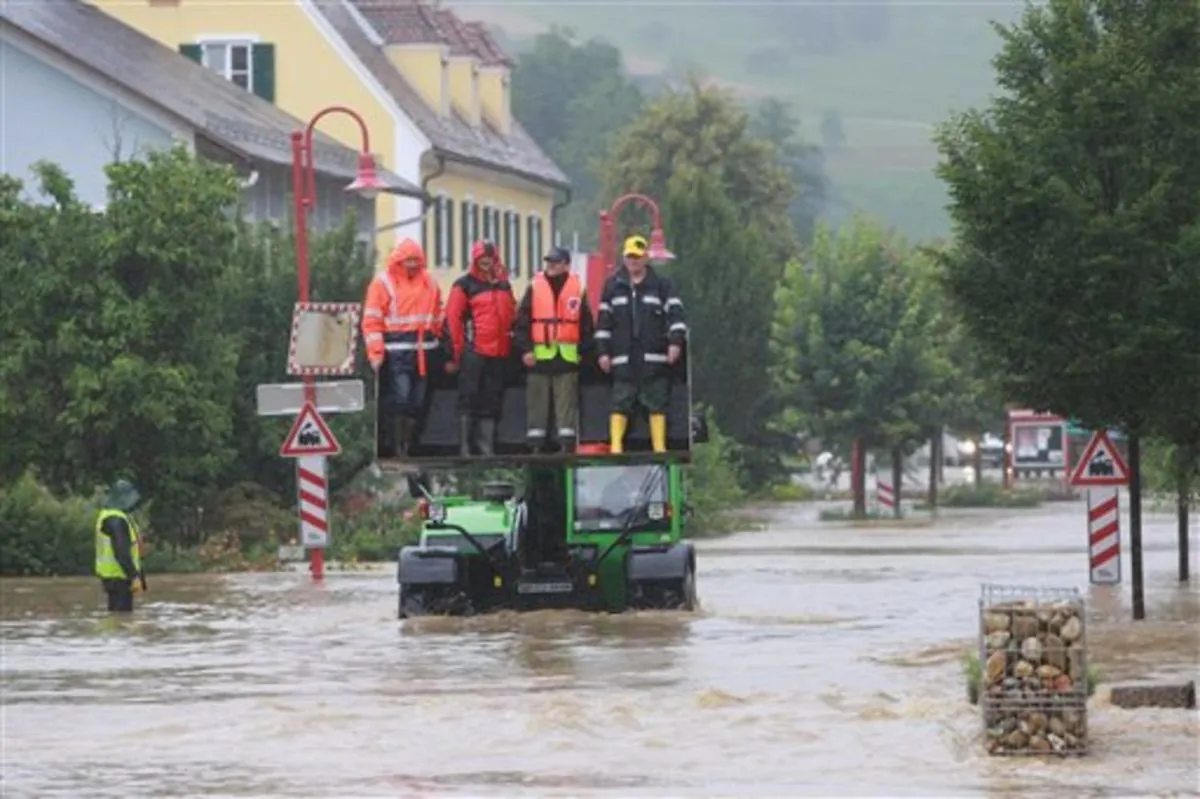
[978,583,1089,756]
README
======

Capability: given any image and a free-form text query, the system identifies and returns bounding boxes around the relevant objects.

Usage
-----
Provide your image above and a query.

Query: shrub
[0,471,98,576]
[925,481,1042,509]
[685,411,746,536]
[328,502,422,562]
[763,481,816,502]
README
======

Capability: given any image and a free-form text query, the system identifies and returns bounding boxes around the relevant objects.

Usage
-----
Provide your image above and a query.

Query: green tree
[0,152,243,527]
[749,98,828,246]
[511,27,645,246]
[601,75,796,262]
[935,0,1200,598]
[934,0,1200,439]
[660,169,780,484]
[769,217,942,515]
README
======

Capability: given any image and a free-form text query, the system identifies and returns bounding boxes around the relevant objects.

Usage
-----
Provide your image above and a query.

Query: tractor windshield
[573,464,668,530]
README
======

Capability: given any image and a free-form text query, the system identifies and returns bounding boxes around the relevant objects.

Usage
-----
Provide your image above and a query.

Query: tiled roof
[433,9,477,58]
[346,0,443,45]
[462,21,513,68]
[1,0,425,198]
[316,1,567,189]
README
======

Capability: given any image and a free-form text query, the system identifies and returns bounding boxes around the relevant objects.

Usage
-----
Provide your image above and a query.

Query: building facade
[87,0,571,294]
[1,1,423,245]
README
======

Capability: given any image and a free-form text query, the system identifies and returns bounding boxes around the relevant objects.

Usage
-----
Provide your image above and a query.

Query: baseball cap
[543,246,571,264]
[623,235,648,257]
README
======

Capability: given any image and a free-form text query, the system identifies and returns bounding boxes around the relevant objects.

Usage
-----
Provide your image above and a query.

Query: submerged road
[2,500,1197,796]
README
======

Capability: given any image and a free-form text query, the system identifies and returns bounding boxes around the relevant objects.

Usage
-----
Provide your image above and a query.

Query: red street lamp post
[289,105,386,581]
[597,192,674,276]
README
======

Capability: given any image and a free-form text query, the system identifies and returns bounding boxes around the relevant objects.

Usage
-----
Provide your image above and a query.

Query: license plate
[517,581,574,594]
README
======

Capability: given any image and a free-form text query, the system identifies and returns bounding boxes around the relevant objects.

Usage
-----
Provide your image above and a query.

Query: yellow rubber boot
[609,413,628,454]
[649,414,667,453]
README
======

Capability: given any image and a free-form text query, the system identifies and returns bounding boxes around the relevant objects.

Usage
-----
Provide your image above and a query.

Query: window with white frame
[202,41,254,91]
[526,215,543,274]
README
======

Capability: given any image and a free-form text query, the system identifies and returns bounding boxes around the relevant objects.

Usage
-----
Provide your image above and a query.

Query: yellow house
[86,0,571,295]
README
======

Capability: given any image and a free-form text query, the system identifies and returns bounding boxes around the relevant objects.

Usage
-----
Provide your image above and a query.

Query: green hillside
[451,0,1024,241]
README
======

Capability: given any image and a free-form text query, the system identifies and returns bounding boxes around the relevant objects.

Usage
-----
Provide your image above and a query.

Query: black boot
[475,418,496,456]
[397,418,413,455]
[459,415,473,457]
[379,412,397,458]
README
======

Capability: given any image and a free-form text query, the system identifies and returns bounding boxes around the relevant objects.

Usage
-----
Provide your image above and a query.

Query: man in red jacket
[444,240,516,455]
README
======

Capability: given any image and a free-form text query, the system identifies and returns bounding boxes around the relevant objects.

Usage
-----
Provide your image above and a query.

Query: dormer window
[179,39,276,102]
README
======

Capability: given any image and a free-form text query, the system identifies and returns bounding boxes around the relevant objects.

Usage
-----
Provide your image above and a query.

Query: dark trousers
[458,351,507,419]
[382,355,427,419]
[102,578,134,613]
[612,371,670,416]
[526,371,579,445]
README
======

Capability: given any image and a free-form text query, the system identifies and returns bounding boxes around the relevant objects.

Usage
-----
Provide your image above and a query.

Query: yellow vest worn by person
[95,509,141,579]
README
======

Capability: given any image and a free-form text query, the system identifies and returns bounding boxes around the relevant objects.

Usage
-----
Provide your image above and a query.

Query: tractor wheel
[678,563,698,612]
[398,587,428,619]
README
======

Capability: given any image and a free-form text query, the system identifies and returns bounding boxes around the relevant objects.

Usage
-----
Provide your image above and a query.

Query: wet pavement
[2,500,1197,797]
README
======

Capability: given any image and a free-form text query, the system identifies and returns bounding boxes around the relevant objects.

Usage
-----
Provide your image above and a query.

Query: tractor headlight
[647,502,666,521]
[428,503,447,523]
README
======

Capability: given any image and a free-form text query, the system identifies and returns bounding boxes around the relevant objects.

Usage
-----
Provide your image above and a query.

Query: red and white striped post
[297,456,330,548]
[876,480,895,512]
[1087,486,1121,584]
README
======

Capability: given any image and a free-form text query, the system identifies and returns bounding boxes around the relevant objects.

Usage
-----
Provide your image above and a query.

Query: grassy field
[450,0,1026,241]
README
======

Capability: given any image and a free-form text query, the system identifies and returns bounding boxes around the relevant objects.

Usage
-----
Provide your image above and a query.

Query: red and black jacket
[445,241,516,361]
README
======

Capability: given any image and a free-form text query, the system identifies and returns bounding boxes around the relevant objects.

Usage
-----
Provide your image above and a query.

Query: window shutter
[526,216,535,274]
[179,44,202,63]
[434,198,445,267]
[251,43,275,102]
[511,213,521,277]
[444,197,455,268]
[460,200,470,271]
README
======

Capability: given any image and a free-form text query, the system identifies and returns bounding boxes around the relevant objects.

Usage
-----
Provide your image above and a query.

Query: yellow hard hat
[623,235,648,257]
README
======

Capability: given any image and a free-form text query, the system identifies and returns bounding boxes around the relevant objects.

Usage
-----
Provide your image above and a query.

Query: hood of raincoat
[469,240,508,282]
[387,238,428,280]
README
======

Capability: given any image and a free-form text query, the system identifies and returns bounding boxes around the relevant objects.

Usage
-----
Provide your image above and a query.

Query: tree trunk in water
[1129,434,1145,621]
[1178,474,1191,583]
[972,445,983,487]
[928,435,939,510]
[852,437,867,519]
[891,447,903,518]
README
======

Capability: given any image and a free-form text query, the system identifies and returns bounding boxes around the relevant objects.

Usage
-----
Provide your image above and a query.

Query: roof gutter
[434,150,571,193]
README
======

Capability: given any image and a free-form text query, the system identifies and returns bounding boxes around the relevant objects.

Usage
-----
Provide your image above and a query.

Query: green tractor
[397,455,701,618]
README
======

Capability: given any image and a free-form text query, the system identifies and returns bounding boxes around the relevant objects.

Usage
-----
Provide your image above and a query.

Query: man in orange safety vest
[513,246,595,452]
[361,238,446,456]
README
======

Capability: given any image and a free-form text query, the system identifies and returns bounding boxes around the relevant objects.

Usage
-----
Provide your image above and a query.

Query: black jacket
[513,272,596,374]
[595,266,687,380]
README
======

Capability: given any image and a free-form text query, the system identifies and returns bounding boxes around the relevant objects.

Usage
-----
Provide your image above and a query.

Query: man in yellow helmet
[95,479,147,612]
[595,234,687,453]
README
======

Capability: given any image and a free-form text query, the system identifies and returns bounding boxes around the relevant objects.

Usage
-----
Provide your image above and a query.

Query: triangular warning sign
[280,402,341,457]
[1069,430,1129,486]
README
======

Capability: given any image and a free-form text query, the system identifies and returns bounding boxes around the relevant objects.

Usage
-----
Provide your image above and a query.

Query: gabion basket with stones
[978,583,1088,756]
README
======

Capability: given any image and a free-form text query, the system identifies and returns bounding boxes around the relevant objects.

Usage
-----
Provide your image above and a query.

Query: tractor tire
[398,587,427,620]
[679,563,698,612]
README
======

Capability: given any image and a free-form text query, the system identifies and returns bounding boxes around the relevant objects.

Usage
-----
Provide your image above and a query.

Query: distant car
[955,433,1005,468]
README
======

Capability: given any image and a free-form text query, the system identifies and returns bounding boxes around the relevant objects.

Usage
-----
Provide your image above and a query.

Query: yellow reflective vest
[95,509,141,579]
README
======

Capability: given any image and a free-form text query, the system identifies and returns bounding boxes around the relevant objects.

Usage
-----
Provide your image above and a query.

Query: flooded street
[3,500,1197,797]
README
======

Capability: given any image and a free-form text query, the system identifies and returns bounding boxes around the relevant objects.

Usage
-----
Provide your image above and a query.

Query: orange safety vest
[531,272,582,362]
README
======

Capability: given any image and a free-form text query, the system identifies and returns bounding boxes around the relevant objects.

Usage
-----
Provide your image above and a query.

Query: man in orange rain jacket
[444,240,516,456]
[361,238,446,456]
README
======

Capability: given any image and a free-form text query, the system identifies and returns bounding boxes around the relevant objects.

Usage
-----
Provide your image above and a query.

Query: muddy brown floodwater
[3,501,1198,797]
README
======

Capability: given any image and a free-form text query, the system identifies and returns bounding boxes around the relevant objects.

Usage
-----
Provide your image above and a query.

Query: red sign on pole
[280,402,341,458]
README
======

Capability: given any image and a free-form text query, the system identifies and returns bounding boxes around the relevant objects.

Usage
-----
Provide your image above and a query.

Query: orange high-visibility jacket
[530,272,583,345]
[361,238,444,376]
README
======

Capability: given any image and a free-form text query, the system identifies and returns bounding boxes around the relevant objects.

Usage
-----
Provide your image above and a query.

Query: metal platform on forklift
[376,450,692,472]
